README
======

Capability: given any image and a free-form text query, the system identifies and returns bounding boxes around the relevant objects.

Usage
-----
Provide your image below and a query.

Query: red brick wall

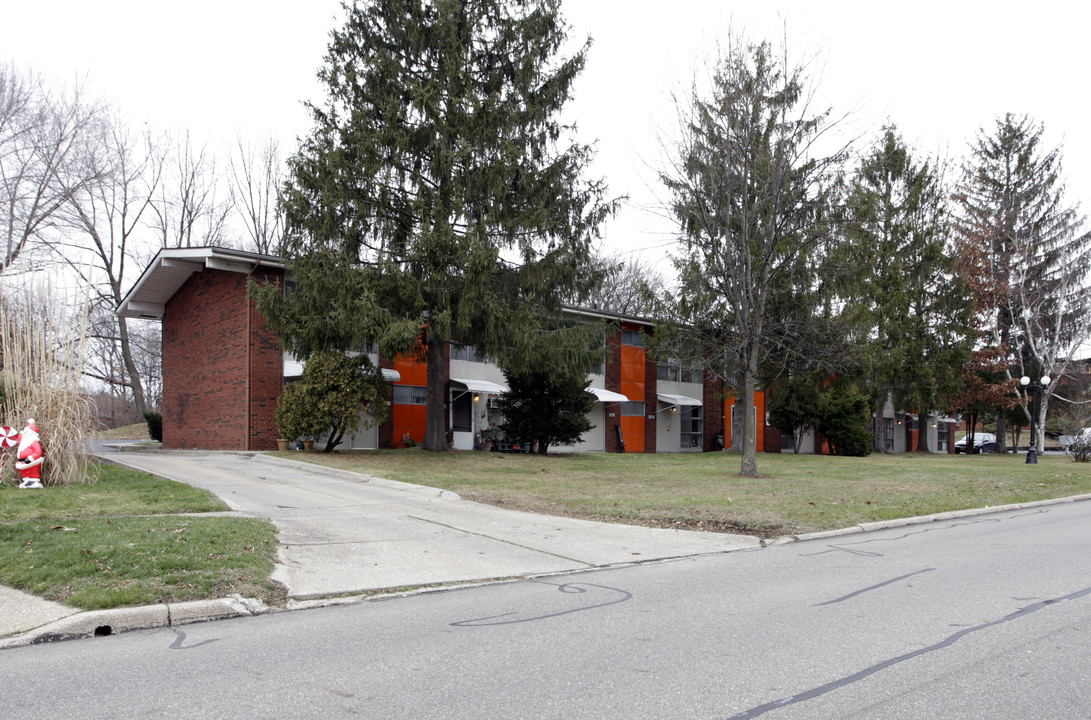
[247,269,285,449]
[643,354,657,454]
[604,328,622,453]
[703,375,724,452]
[162,267,283,450]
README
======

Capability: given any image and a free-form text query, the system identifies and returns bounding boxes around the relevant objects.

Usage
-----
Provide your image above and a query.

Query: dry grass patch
[283,449,1091,537]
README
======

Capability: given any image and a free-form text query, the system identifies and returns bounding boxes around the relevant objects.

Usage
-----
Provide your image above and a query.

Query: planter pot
[302,440,314,451]
[480,440,493,452]
[276,439,289,451]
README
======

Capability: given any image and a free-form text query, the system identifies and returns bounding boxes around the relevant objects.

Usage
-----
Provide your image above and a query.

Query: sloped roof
[117,247,284,319]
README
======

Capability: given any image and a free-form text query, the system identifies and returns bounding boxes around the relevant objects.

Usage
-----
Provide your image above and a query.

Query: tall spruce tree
[841,127,972,451]
[254,0,614,451]
[956,114,1090,454]
[656,38,844,477]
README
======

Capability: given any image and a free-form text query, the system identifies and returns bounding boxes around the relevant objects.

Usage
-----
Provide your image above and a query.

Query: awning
[283,354,400,383]
[657,392,703,407]
[450,378,508,394]
[589,387,629,403]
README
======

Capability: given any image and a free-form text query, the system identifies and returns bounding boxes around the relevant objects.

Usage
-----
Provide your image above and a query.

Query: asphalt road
[5,500,1090,719]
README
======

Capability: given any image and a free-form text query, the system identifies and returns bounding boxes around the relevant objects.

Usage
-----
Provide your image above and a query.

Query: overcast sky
[4,1,1088,264]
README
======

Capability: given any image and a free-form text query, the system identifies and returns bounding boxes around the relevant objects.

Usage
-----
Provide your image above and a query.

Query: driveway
[103,451,761,602]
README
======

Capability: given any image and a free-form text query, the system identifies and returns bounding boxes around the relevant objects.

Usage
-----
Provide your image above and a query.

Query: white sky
[4,0,1089,265]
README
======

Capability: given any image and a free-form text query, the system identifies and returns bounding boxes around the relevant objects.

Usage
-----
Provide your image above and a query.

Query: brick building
[118,246,777,453]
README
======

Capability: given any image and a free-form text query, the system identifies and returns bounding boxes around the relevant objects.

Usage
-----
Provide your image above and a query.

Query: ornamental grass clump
[0,282,95,486]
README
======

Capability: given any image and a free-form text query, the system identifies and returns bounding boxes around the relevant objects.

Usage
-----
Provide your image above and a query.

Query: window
[392,385,428,405]
[621,401,645,417]
[681,405,703,448]
[883,418,894,452]
[937,422,949,452]
[657,362,702,383]
[621,329,644,347]
[451,343,486,363]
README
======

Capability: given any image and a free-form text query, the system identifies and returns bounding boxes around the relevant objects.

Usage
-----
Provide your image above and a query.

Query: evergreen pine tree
[956,114,1091,453]
[254,0,615,451]
[495,318,606,454]
[841,127,972,451]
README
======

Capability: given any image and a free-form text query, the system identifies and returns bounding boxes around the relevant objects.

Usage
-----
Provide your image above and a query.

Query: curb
[0,595,271,650]
[782,492,1091,544]
[6,491,1090,650]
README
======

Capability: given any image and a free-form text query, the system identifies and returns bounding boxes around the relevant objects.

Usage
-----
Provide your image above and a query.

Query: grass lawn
[283,448,1091,538]
[0,464,284,610]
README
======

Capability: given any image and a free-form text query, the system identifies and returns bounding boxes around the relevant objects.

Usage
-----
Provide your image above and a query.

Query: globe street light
[1020,374,1051,464]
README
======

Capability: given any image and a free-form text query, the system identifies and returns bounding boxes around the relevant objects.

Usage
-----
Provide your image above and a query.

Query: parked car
[954,432,997,454]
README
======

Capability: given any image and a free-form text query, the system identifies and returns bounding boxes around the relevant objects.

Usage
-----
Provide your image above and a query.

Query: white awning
[589,387,629,403]
[657,392,703,407]
[283,354,400,383]
[450,378,508,394]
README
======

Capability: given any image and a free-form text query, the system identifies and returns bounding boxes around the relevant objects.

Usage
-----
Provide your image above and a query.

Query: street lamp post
[1020,375,1051,464]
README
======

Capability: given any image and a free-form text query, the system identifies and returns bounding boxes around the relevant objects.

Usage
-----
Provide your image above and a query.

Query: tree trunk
[423,333,447,451]
[916,410,931,452]
[1036,396,1049,454]
[995,411,1008,454]
[739,351,759,477]
[117,316,148,417]
[731,400,743,452]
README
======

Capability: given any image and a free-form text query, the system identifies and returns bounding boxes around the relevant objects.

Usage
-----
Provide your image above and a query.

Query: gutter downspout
[245,262,257,451]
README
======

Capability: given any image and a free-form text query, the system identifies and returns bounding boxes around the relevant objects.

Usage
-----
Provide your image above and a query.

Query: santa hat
[18,420,39,452]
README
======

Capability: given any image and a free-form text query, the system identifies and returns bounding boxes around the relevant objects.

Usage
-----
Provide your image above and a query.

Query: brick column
[604,329,622,453]
[703,375,724,452]
[644,355,657,453]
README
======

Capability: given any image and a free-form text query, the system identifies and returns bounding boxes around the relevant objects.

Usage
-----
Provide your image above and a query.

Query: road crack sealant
[726,585,1091,720]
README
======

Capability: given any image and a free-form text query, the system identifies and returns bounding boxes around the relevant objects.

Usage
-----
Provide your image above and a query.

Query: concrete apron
[103,452,761,602]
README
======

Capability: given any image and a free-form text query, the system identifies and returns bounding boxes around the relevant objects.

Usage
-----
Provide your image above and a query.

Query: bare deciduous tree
[49,112,164,416]
[230,135,283,254]
[1,63,103,274]
[151,129,233,248]
[657,36,846,476]
[577,251,663,317]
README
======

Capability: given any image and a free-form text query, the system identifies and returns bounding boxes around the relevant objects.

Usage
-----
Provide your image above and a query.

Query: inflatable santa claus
[16,419,43,489]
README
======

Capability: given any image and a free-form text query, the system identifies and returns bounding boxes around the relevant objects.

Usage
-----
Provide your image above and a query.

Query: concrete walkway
[2,451,761,646]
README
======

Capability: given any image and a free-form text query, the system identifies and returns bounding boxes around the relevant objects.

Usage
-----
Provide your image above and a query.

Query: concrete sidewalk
[2,451,762,646]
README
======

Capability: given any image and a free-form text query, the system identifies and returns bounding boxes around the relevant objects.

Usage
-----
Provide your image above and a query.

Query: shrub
[143,411,163,442]
[816,386,873,457]
[495,369,594,454]
[767,372,822,454]
[275,350,390,452]
[1071,435,1091,463]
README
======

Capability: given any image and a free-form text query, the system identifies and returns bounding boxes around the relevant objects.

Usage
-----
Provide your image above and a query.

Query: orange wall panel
[724,390,767,452]
[620,416,645,454]
[392,404,427,446]
[393,354,427,386]
[620,345,646,401]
